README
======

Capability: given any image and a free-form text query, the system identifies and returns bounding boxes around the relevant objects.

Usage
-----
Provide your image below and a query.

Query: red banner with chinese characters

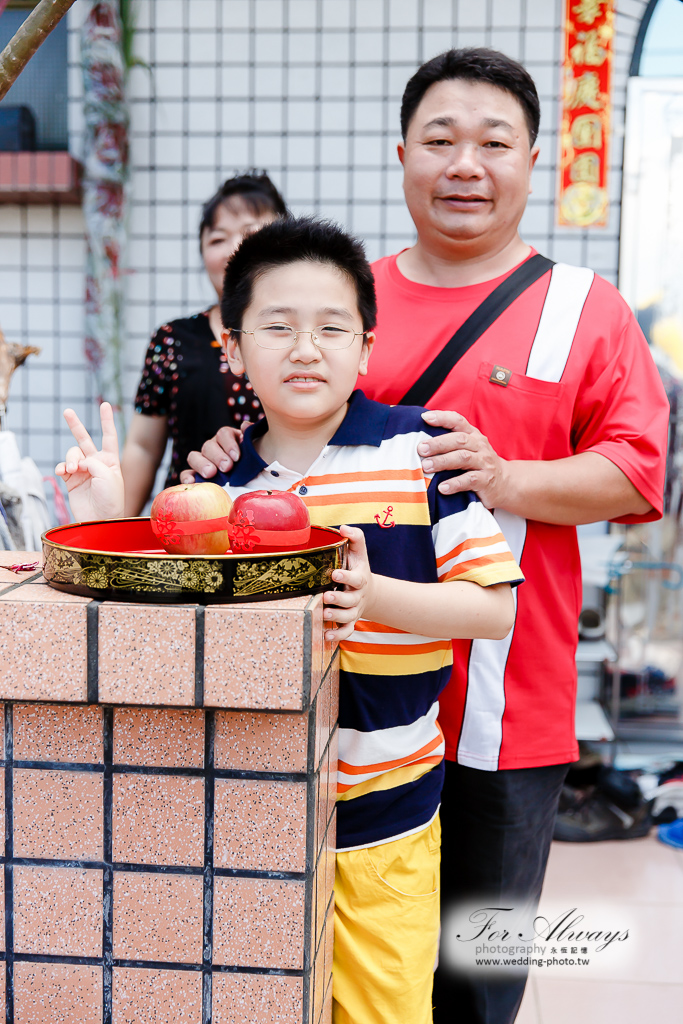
[558,0,614,227]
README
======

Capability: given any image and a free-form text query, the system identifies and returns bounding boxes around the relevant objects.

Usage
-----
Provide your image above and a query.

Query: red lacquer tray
[42,518,347,604]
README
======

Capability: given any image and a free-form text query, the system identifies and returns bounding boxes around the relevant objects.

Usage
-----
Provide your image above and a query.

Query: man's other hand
[180,425,246,484]
[418,409,509,508]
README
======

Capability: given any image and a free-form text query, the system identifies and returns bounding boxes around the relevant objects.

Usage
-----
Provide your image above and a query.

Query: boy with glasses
[57,216,523,1024]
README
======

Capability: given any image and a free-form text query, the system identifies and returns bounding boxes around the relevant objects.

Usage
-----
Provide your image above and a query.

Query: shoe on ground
[554,788,653,842]
[558,784,586,813]
[597,765,643,809]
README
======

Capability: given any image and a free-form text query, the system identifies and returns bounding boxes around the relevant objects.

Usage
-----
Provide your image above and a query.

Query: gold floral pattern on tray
[233,553,340,597]
[44,547,224,593]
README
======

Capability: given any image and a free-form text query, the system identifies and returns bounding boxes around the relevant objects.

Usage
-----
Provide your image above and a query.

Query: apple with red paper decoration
[228,490,311,552]
[150,483,232,555]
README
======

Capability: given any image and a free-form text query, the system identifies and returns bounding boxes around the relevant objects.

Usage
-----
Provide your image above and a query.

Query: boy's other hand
[180,424,246,483]
[323,525,374,643]
[56,402,125,522]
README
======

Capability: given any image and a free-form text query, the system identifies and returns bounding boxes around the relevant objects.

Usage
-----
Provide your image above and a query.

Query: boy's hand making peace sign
[55,402,125,523]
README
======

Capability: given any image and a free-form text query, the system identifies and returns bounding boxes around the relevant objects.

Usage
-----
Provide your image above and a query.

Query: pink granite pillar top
[0,552,332,710]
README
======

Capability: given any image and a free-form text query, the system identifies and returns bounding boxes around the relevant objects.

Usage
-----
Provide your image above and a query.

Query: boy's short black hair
[401,47,540,146]
[221,216,377,332]
[199,171,288,242]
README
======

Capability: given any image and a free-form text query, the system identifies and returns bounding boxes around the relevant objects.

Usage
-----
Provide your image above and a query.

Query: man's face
[398,78,539,256]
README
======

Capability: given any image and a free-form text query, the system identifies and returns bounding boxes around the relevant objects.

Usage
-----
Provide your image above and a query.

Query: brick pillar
[0,552,338,1024]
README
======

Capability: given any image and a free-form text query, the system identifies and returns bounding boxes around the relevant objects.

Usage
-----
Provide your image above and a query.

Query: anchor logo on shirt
[374,505,396,528]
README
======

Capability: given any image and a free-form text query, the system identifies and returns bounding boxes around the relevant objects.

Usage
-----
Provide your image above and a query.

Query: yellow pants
[332,816,441,1024]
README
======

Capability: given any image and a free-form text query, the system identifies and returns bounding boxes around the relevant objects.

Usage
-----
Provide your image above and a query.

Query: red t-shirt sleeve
[570,293,669,523]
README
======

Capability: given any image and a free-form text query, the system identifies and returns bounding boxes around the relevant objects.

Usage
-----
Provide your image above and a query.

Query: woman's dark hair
[221,216,377,333]
[199,171,288,242]
[401,47,541,146]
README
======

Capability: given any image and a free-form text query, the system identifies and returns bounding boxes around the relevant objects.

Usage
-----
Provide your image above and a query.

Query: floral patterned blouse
[134,309,263,487]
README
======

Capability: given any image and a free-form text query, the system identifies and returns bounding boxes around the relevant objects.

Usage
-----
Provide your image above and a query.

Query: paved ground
[516,831,683,1023]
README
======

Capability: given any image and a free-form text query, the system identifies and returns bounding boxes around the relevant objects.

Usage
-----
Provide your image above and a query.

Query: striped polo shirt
[221,391,523,850]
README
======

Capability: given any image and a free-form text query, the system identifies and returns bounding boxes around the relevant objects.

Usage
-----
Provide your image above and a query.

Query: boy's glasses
[231,323,366,351]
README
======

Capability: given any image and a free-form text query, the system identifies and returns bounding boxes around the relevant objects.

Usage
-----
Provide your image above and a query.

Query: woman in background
[120,171,288,515]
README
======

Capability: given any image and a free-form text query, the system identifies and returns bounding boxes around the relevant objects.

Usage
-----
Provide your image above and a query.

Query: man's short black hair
[199,170,288,243]
[221,216,377,333]
[401,47,540,146]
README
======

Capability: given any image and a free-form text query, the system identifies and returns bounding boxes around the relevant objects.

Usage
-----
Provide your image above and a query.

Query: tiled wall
[0,0,652,487]
[0,553,337,1024]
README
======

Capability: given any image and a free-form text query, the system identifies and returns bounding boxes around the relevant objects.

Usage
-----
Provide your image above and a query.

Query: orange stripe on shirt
[442,550,518,579]
[337,731,445,775]
[341,639,450,657]
[337,755,444,793]
[351,620,408,635]
[435,532,507,569]
[301,467,424,487]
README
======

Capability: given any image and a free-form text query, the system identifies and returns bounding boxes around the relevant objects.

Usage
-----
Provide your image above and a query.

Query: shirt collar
[227,390,389,486]
[227,415,270,486]
[328,389,390,447]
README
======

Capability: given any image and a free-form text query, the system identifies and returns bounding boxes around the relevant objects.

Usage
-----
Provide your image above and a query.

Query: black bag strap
[398,253,555,407]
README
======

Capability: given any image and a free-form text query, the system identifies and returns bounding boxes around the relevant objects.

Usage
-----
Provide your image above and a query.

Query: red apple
[150,483,232,555]
[228,490,311,552]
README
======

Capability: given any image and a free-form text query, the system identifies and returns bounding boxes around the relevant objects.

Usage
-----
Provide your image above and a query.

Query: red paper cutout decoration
[228,509,260,552]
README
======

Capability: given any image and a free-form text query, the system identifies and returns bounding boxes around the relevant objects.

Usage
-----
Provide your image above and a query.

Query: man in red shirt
[185,49,668,1024]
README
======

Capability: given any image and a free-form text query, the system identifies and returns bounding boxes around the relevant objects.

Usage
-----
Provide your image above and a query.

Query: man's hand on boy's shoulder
[180,424,246,483]
[419,409,509,508]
